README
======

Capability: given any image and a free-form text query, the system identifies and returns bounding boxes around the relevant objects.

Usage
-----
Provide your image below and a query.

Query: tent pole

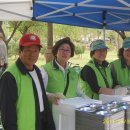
[103,26,105,41]
[102,11,106,42]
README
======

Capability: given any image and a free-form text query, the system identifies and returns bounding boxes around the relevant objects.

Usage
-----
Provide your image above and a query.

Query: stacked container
[76,101,125,130]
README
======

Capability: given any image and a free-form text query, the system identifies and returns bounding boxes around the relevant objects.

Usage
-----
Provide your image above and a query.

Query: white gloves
[114,87,129,95]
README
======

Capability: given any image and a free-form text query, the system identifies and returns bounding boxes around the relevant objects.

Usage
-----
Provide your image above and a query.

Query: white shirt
[55,60,69,78]
[40,67,48,88]
[0,39,7,65]
[29,69,48,112]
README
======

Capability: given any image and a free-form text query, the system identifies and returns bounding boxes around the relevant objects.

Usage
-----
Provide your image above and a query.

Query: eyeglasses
[58,48,71,53]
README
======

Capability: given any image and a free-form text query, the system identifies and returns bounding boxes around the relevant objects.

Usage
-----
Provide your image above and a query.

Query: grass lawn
[8,49,118,68]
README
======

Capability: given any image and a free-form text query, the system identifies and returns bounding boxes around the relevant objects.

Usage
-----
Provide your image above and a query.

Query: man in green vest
[0,33,55,130]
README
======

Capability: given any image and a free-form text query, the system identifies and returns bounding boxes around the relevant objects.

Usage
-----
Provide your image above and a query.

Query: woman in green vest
[41,37,83,104]
[80,40,128,100]
[111,37,130,87]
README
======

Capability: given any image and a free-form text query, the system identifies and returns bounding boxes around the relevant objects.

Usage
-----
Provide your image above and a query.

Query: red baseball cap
[19,33,42,47]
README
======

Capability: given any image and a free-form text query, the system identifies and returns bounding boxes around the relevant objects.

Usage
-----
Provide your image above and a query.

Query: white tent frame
[34,0,130,40]
[0,0,32,21]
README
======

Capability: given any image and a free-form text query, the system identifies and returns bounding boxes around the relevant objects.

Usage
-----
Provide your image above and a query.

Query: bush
[75,44,85,55]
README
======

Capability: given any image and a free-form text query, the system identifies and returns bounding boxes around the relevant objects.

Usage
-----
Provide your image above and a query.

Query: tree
[1,21,47,51]
[3,21,22,46]
[53,24,88,42]
[107,31,115,44]
[75,44,85,58]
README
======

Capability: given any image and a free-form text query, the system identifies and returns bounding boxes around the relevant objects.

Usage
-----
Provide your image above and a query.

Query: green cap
[90,40,108,51]
[122,37,130,49]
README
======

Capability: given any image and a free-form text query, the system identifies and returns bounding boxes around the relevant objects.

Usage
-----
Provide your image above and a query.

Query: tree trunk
[115,30,126,40]
[45,23,54,63]
[6,21,22,45]
[117,33,120,50]
[0,21,3,33]
[0,21,5,39]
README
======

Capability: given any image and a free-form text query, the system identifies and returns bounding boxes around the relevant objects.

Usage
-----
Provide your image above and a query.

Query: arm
[110,63,118,87]
[0,72,18,130]
[76,80,90,98]
[80,65,100,93]
[76,80,82,97]
[40,67,64,105]
[40,67,48,89]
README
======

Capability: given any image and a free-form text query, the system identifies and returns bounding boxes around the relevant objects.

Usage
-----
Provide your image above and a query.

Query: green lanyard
[63,70,70,96]
[97,66,110,88]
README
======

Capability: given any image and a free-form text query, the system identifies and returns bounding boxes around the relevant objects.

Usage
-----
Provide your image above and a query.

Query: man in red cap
[0,33,56,130]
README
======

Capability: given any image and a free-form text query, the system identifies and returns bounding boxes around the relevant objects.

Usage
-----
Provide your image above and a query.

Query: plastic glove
[114,87,128,95]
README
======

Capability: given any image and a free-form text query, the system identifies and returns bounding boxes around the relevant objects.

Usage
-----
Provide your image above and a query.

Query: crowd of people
[0,32,130,130]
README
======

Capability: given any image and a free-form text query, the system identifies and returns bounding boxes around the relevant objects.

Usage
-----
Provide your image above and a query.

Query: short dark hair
[90,50,95,58]
[19,46,24,52]
[118,48,124,58]
[52,37,75,57]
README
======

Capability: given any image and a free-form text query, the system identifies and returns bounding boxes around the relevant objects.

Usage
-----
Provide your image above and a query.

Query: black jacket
[0,58,56,130]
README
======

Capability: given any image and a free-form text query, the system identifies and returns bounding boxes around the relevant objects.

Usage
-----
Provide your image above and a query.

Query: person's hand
[56,92,66,99]
[47,93,66,105]
[114,87,128,95]
[99,88,114,95]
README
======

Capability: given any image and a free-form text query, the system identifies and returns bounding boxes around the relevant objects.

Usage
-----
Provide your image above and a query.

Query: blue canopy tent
[33,0,130,32]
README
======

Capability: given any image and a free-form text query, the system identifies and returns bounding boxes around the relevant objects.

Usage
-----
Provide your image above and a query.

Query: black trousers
[40,111,44,130]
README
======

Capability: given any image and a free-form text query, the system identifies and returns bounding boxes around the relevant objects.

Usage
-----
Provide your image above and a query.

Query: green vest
[111,59,130,86]
[80,62,113,99]
[6,64,36,130]
[43,61,79,98]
